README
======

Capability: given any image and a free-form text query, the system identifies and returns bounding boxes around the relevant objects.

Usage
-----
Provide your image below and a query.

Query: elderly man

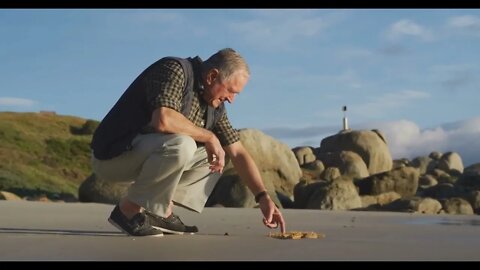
[91,48,286,237]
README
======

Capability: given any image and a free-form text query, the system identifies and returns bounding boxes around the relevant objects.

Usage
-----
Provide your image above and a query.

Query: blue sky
[1,9,480,165]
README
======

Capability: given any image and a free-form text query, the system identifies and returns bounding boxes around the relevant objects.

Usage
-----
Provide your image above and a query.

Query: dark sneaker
[108,205,164,237]
[146,211,199,235]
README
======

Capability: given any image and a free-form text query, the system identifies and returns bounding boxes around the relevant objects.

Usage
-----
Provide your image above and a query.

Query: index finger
[274,212,286,234]
[279,217,286,234]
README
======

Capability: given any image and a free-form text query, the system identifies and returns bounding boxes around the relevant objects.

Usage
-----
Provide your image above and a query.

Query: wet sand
[0,200,479,261]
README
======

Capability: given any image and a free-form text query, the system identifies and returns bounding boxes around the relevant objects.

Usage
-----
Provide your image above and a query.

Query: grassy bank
[0,112,97,200]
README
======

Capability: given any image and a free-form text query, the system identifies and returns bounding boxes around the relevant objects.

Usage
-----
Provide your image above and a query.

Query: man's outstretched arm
[224,141,286,233]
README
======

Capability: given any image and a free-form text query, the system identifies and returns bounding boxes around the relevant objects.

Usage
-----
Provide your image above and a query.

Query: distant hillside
[0,112,99,200]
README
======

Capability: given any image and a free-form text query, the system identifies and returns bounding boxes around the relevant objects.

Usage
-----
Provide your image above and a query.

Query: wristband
[255,191,268,203]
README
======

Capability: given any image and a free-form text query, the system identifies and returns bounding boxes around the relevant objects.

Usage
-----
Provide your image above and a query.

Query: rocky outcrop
[317,129,392,175]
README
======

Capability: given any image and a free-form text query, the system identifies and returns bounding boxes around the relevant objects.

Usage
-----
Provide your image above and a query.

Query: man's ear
[206,69,219,85]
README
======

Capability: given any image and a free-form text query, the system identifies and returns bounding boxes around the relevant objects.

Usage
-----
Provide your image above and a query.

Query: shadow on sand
[0,227,125,237]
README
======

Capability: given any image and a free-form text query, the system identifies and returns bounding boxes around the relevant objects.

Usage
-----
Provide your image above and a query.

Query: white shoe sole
[108,218,164,237]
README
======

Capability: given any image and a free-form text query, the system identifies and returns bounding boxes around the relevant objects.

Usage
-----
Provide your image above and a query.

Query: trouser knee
[166,135,197,165]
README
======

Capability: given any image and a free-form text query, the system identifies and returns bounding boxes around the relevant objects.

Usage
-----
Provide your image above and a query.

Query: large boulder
[441,198,474,215]
[292,179,328,209]
[213,129,302,204]
[300,160,325,180]
[317,129,392,175]
[78,174,129,204]
[205,174,282,208]
[457,163,480,190]
[418,174,438,188]
[306,176,362,210]
[361,191,401,208]
[437,152,464,175]
[464,190,480,214]
[422,183,461,200]
[384,197,442,214]
[355,166,419,197]
[316,151,369,179]
[292,146,316,166]
[411,156,436,175]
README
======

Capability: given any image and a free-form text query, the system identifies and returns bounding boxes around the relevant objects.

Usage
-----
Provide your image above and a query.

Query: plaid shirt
[145,58,239,146]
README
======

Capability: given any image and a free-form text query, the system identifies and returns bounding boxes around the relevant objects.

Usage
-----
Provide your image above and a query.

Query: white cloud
[387,19,433,41]
[447,15,480,30]
[0,97,36,107]
[363,117,480,167]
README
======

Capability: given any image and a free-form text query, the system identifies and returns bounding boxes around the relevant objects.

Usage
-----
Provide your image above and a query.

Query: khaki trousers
[91,133,221,217]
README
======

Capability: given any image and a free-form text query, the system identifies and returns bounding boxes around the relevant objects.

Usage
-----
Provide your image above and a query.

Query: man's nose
[226,94,235,104]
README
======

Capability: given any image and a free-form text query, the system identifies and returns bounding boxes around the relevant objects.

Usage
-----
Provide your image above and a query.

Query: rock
[317,129,392,175]
[441,198,474,215]
[292,146,316,166]
[355,166,419,197]
[306,176,362,210]
[361,191,401,208]
[316,151,369,179]
[78,174,129,204]
[212,129,302,207]
[384,197,442,214]
[0,191,22,201]
[437,152,464,175]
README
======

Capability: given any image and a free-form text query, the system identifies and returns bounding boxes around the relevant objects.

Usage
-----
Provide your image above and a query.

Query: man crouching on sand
[90,48,286,237]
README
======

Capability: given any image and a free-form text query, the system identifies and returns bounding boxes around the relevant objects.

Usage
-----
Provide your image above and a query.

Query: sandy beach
[0,200,479,261]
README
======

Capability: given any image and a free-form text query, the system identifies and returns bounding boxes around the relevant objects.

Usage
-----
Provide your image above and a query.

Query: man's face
[203,69,249,108]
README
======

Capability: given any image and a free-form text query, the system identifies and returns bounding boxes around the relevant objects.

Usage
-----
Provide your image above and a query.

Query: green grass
[0,112,98,200]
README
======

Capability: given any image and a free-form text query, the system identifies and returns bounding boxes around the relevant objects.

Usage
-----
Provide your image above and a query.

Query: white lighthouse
[342,105,349,131]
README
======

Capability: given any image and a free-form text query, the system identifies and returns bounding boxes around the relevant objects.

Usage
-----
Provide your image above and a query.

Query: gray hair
[202,48,250,82]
